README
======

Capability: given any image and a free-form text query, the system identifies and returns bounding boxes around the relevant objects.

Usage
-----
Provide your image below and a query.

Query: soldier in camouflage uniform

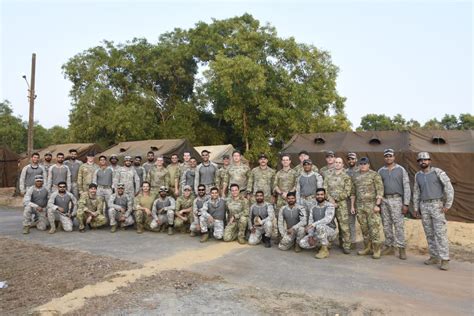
[174,185,195,233]
[77,153,98,197]
[146,156,170,197]
[181,157,198,195]
[199,187,228,242]
[177,151,192,194]
[296,159,323,212]
[150,186,176,235]
[114,156,140,197]
[324,157,353,254]
[274,154,297,210]
[166,154,181,197]
[248,191,274,247]
[247,153,275,203]
[47,181,77,233]
[133,156,146,187]
[64,149,83,199]
[190,184,209,236]
[93,155,114,215]
[134,181,157,234]
[41,152,53,184]
[278,192,306,252]
[142,151,156,175]
[293,150,319,176]
[22,175,49,234]
[413,152,454,271]
[299,188,337,259]
[108,154,121,175]
[47,152,72,193]
[319,150,335,179]
[222,150,250,198]
[345,152,359,248]
[351,157,384,259]
[216,154,230,196]
[223,184,249,244]
[378,149,411,260]
[19,152,47,195]
[195,150,219,194]
[77,183,107,232]
[108,183,134,232]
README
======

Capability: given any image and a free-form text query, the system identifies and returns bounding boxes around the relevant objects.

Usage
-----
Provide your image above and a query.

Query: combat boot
[381,245,395,256]
[399,247,407,260]
[315,245,329,259]
[200,232,209,243]
[440,260,449,271]
[79,224,85,233]
[190,231,196,237]
[358,241,372,256]
[136,223,144,234]
[263,236,271,248]
[48,225,56,234]
[424,257,440,265]
[238,237,246,244]
[23,226,30,234]
[342,248,351,255]
[372,243,381,259]
[110,225,117,233]
[294,243,302,253]
[168,226,174,235]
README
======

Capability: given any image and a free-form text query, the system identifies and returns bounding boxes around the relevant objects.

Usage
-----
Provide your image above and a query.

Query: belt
[384,194,401,198]
[422,198,442,203]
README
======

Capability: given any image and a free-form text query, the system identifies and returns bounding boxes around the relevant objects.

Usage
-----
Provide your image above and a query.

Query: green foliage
[0,100,27,153]
[358,113,473,131]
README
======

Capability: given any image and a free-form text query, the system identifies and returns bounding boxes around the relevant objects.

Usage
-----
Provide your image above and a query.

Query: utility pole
[27,53,36,157]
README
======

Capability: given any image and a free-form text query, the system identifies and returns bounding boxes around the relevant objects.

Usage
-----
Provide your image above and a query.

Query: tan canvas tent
[0,146,20,187]
[99,139,201,163]
[282,130,474,222]
[194,144,249,166]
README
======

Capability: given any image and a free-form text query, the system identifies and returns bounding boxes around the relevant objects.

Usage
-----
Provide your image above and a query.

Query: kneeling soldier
[278,191,307,252]
[190,184,209,236]
[223,183,249,244]
[22,175,50,234]
[200,187,228,242]
[174,185,195,233]
[299,188,337,259]
[47,181,77,233]
[150,186,176,235]
[108,183,135,232]
[77,183,107,232]
[248,191,274,247]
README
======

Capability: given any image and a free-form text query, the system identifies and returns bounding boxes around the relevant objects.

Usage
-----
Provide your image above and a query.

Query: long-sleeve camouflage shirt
[77,163,99,194]
[78,194,106,215]
[413,166,454,212]
[223,163,251,191]
[323,170,352,203]
[247,166,276,196]
[114,166,140,196]
[351,169,384,203]
[226,196,249,220]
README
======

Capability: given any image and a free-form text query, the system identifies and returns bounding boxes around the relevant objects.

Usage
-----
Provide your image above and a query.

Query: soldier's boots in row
[315,245,329,259]
[200,232,209,243]
[357,241,373,256]
[49,225,56,234]
[110,225,117,233]
[372,243,382,259]
[381,245,395,256]
[238,236,246,244]
[342,247,351,255]
[262,235,271,248]
[190,231,196,237]
[399,248,407,260]
[79,223,85,233]
[294,243,302,253]
[440,260,449,271]
[23,226,30,234]
[424,257,440,265]
[136,223,144,234]
[168,226,174,235]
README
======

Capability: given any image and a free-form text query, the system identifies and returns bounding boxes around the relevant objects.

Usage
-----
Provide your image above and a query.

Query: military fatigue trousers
[356,201,384,245]
[335,202,351,251]
[381,196,405,248]
[150,210,175,229]
[248,219,272,245]
[70,182,79,199]
[108,208,134,227]
[135,210,160,232]
[223,216,248,241]
[299,225,337,248]
[347,199,357,243]
[76,211,107,228]
[23,206,48,230]
[174,212,193,232]
[420,200,449,260]
[47,208,73,232]
[199,213,224,239]
[278,226,305,250]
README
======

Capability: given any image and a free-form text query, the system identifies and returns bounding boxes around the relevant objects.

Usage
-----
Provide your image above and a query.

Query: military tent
[194,144,248,166]
[282,130,474,222]
[98,139,201,164]
[0,146,20,187]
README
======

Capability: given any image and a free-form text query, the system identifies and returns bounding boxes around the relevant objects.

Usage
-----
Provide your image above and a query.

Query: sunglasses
[198,189,206,191]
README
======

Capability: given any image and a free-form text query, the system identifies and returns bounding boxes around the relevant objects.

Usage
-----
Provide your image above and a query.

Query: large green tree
[0,100,27,153]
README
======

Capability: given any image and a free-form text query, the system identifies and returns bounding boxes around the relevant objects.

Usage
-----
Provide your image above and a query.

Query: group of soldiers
[20,147,454,270]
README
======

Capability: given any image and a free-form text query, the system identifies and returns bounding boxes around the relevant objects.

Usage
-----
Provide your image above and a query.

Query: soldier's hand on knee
[351,207,356,215]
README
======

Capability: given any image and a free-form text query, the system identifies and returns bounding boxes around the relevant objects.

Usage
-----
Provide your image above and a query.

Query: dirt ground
[0,237,140,315]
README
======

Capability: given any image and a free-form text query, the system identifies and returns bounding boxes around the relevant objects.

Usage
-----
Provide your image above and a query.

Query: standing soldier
[345,152,359,249]
[22,175,49,234]
[174,185,195,233]
[108,183,134,233]
[299,188,337,259]
[324,157,353,254]
[274,154,297,209]
[64,149,83,199]
[134,181,156,234]
[199,187,228,242]
[248,191,274,247]
[47,181,77,233]
[190,184,208,236]
[195,150,219,194]
[41,152,53,183]
[222,150,250,198]
[277,191,306,252]
[223,184,249,244]
[133,156,146,187]
[77,153,98,197]
[351,157,384,259]
[114,156,140,198]
[378,149,411,260]
[166,154,181,197]
[146,156,170,197]
[319,150,336,179]
[413,152,454,271]
[47,152,72,193]
[181,157,198,195]
[19,152,46,196]
[142,151,156,175]
[247,153,275,202]
[108,154,120,174]
[293,150,319,175]
[76,183,107,232]
[216,154,231,195]
[93,155,114,213]
[296,159,323,212]
[150,186,176,235]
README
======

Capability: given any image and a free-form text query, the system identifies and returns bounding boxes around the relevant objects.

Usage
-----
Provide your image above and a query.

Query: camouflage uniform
[223,163,251,194]
[277,204,307,250]
[108,193,135,227]
[248,202,274,245]
[174,195,195,232]
[296,171,323,212]
[180,167,197,195]
[46,164,72,193]
[346,166,360,243]
[273,168,297,209]
[142,161,155,175]
[41,162,53,184]
[378,164,411,248]
[324,170,353,251]
[64,159,83,199]
[166,164,180,196]
[76,194,107,229]
[114,166,140,197]
[150,196,176,230]
[47,190,77,232]
[195,162,219,194]
[216,165,229,194]
[23,185,49,230]
[190,195,209,233]
[299,201,337,249]
[352,170,384,246]
[293,164,319,176]
[134,193,157,231]
[77,163,99,197]
[413,167,454,261]
[247,166,276,202]
[200,198,227,239]
[146,166,170,197]
[133,165,146,187]
[19,164,47,195]
[319,165,335,179]
[223,196,249,242]
[93,167,114,210]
